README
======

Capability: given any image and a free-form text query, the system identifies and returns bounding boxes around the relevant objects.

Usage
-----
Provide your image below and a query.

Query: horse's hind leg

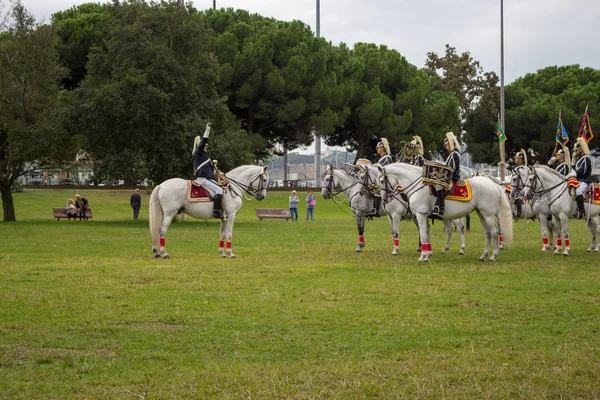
[388,214,400,256]
[356,214,365,252]
[158,213,176,259]
[586,217,598,252]
[538,215,551,252]
[441,220,452,254]
[476,212,492,261]
[455,219,465,255]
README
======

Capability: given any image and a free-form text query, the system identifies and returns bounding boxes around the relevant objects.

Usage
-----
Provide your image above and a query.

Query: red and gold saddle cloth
[592,183,600,205]
[445,179,472,202]
[187,181,215,203]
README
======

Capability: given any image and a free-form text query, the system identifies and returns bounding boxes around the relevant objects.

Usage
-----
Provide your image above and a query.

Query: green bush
[10,180,23,193]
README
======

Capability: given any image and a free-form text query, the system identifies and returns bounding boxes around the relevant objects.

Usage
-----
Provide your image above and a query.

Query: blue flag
[556,111,570,147]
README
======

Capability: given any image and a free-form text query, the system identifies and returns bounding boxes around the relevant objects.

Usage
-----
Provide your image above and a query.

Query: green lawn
[1,188,599,398]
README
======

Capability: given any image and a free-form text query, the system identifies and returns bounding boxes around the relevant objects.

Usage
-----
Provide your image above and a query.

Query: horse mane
[535,164,566,180]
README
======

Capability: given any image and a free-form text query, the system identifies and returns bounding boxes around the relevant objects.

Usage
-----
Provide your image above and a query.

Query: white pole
[313,0,322,186]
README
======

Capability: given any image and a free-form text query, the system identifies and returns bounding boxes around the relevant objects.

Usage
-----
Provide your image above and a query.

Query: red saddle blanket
[445,179,472,201]
[187,181,215,202]
[593,184,600,205]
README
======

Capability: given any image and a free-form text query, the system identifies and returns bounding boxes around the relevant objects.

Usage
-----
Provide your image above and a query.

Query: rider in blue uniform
[432,132,460,218]
[193,122,224,219]
[370,138,393,215]
[409,135,425,167]
[570,137,592,219]
[548,147,571,176]
[509,150,527,217]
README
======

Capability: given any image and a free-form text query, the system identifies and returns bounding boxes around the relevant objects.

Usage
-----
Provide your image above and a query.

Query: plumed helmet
[444,132,458,151]
[514,148,528,165]
[376,138,391,155]
[412,135,424,155]
[192,135,201,155]
[574,137,590,155]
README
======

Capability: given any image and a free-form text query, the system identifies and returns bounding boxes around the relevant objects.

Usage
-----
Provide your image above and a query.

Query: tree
[0,1,72,221]
[71,0,238,185]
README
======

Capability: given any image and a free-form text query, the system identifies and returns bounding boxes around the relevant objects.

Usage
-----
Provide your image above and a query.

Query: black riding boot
[514,199,522,218]
[213,194,224,219]
[432,190,445,218]
[371,196,381,217]
[576,195,585,219]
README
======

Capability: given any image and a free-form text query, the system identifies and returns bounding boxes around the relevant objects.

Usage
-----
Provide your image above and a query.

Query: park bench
[255,208,291,221]
[52,207,93,221]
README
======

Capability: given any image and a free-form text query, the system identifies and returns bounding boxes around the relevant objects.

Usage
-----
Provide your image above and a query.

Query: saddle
[187,181,215,203]
[428,179,472,202]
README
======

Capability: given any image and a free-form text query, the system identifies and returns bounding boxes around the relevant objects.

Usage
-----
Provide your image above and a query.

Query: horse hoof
[441,249,447,254]
[541,247,547,252]
[162,255,170,259]
[229,255,236,259]
[488,257,496,262]
[479,257,485,262]
[154,253,161,258]
[458,251,465,256]
[595,247,600,252]
[587,247,593,252]
[562,252,569,257]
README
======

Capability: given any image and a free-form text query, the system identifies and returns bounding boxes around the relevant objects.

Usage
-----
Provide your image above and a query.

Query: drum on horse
[377,163,513,262]
[321,164,465,255]
[360,164,466,255]
[522,165,599,255]
[509,166,558,252]
[149,165,269,259]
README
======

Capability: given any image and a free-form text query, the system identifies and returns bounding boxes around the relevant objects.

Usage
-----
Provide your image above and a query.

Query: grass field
[1,188,599,399]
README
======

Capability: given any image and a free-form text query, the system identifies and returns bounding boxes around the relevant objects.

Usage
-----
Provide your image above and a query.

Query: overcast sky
[23,0,600,84]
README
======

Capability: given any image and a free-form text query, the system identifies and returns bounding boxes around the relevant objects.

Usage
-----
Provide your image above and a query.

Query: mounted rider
[193,122,224,220]
[569,137,592,219]
[432,132,461,218]
[509,149,527,217]
[547,146,571,176]
[369,138,393,216]
[408,135,425,167]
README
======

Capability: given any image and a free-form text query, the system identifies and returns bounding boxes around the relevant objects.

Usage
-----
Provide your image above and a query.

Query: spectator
[65,198,77,218]
[306,190,316,221]
[130,188,142,220]
[289,190,299,221]
[75,194,89,220]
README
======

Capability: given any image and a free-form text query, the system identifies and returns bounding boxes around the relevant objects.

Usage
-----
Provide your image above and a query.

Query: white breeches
[195,177,223,195]
[576,182,589,197]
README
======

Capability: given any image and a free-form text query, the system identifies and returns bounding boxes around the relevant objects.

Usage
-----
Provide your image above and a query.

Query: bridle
[377,166,424,205]
[225,167,269,200]
[524,166,568,208]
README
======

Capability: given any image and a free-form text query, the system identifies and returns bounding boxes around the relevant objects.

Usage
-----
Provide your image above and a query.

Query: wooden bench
[255,208,291,221]
[52,207,93,221]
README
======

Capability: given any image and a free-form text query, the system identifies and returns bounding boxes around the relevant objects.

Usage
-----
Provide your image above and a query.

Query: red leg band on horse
[557,239,562,247]
[499,235,504,243]
[226,241,232,249]
[160,237,165,247]
[219,240,225,248]
[393,239,399,247]
[542,237,548,245]
[565,239,570,247]
[359,236,364,243]
[428,243,433,252]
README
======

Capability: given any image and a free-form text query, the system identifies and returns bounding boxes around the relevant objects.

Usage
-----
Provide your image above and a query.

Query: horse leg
[441,220,452,254]
[218,220,227,258]
[388,214,400,256]
[538,215,550,252]
[225,216,236,258]
[413,216,421,252]
[586,217,598,252]
[455,219,465,255]
[497,218,504,250]
[415,213,431,262]
[485,215,499,262]
[158,213,176,259]
[553,216,563,255]
[356,214,365,252]
[475,212,491,261]
[560,214,570,256]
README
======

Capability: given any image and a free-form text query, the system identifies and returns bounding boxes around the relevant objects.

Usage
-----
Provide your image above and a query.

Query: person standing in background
[130,188,141,220]
[289,190,299,221]
[306,190,316,221]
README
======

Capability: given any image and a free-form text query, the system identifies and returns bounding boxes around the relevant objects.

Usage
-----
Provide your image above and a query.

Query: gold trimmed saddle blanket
[445,179,472,201]
[187,181,215,203]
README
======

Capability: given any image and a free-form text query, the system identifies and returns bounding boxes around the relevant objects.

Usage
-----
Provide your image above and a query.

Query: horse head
[376,165,394,204]
[321,165,335,199]
[253,166,269,200]
[523,165,540,200]
[509,165,528,201]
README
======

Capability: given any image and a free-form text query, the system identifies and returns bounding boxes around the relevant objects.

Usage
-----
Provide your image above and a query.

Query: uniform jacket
[412,154,425,167]
[193,137,215,180]
[445,150,461,182]
[574,155,592,184]
[377,154,393,166]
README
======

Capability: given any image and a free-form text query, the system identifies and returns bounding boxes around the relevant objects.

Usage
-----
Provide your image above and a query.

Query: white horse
[361,164,466,255]
[509,166,558,252]
[522,165,599,255]
[321,165,465,255]
[149,165,269,259]
[378,163,513,262]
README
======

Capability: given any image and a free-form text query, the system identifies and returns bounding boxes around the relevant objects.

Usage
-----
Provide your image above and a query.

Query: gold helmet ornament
[514,148,528,165]
[443,132,459,151]
[411,135,424,155]
[376,137,391,155]
[192,135,201,155]
[574,136,590,155]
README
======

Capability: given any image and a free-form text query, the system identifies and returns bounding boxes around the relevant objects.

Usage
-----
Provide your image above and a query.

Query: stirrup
[213,211,225,220]
[576,210,585,219]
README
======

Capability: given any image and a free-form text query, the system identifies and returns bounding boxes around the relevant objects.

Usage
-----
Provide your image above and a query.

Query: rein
[224,169,268,200]
[526,168,568,208]
[379,168,423,206]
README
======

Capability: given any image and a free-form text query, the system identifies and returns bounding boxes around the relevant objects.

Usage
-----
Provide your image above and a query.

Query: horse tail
[498,184,513,247]
[149,185,163,249]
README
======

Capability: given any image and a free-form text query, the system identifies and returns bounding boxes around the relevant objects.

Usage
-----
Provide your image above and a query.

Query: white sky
[21,0,600,154]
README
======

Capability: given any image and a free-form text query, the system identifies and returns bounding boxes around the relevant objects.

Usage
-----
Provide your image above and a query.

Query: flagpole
[499,0,506,181]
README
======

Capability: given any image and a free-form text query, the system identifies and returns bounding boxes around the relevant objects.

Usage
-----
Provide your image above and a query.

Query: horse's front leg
[455,219,465,255]
[413,216,421,252]
[487,215,500,262]
[476,213,492,261]
[538,214,551,252]
[386,213,400,256]
[415,213,431,262]
[356,214,365,252]
[560,213,570,256]
[553,215,563,255]
[219,216,237,258]
[441,220,452,254]
[588,217,600,252]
